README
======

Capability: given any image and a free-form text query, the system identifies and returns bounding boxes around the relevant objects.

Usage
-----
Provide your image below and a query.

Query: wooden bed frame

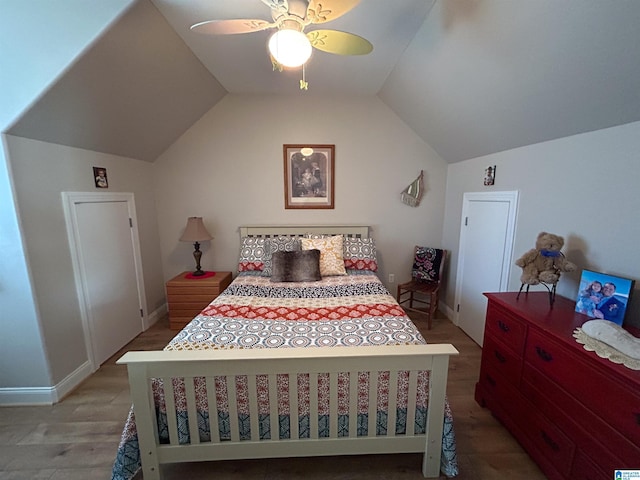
[117,226,458,479]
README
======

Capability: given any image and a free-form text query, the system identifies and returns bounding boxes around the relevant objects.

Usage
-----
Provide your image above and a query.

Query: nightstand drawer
[166,271,232,330]
[167,293,219,303]
[169,306,208,318]
[167,285,224,295]
[169,316,197,330]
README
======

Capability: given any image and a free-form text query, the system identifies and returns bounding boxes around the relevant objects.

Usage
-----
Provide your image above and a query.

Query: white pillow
[582,320,640,360]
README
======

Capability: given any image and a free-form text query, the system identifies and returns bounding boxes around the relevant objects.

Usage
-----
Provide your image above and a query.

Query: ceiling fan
[190,0,373,83]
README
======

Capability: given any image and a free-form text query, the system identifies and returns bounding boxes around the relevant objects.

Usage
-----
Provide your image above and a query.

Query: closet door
[455,191,518,346]
[63,192,145,368]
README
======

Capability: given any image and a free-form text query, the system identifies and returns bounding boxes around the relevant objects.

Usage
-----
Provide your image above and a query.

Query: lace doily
[574,327,640,370]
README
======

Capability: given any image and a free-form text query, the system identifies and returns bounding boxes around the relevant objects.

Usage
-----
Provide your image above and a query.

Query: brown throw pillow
[270,249,321,282]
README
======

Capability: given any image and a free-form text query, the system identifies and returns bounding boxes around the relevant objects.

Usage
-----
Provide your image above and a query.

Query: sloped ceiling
[7,0,640,163]
[380,0,640,162]
[151,0,435,96]
[7,0,226,162]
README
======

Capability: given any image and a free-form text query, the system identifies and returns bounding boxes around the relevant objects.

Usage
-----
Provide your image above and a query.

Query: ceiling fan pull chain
[300,64,309,90]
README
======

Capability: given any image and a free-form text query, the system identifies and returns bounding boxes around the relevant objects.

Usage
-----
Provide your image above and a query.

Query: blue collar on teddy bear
[539,249,561,257]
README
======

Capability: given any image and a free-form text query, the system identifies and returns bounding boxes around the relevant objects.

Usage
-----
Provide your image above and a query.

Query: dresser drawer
[477,363,529,421]
[525,328,640,447]
[522,408,575,477]
[485,303,527,355]
[571,450,609,480]
[522,363,640,466]
[481,334,522,386]
[479,363,574,478]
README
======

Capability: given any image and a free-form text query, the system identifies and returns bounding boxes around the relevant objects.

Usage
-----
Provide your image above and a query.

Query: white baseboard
[0,360,92,406]
[440,303,455,324]
[143,303,167,330]
[1,304,168,406]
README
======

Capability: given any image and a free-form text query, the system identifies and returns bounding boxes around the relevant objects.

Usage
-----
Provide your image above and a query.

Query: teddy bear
[515,232,576,285]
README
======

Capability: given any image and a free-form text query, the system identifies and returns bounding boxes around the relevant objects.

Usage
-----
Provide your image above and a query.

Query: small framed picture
[93,167,108,188]
[283,144,334,209]
[484,165,496,186]
[575,269,634,325]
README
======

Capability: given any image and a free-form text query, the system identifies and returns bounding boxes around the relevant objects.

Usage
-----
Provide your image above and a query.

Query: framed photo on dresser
[574,269,634,325]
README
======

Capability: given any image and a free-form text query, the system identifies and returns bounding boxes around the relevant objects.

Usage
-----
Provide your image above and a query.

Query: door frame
[62,191,147,371]
[453,190,519,327]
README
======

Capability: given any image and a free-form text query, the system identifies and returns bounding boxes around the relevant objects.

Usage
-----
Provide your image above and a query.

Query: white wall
[6,136,165,387]
[0,0,134,399]
[154,94,448,290]
[443,121,640,328]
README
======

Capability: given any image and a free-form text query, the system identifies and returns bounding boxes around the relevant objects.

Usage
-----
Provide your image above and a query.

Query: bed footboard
[117,344,458,479]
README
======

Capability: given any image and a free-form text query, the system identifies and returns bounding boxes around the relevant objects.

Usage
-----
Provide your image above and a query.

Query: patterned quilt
[111,272,459,479]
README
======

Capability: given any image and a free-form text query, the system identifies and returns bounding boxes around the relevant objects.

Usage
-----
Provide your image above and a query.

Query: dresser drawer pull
[485,374,496,387]
[540,430,560,452]
[535,346,553,362]
[494,350,506,363]
[497,320,510,332]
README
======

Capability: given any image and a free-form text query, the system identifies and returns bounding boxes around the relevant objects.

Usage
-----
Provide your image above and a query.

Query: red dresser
[475,292,640,479]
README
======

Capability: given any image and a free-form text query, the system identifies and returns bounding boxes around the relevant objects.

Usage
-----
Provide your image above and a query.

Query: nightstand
[165,271,232,330]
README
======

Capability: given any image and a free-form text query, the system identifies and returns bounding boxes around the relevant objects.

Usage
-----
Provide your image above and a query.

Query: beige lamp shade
[179,217,213,242]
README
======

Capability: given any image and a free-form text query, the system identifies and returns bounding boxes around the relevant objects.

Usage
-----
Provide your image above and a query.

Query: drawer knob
[494,350,506,363]
[541,430,560,452]
[535,346,553,362]
[485,374,496,387]
[497,320,510,332]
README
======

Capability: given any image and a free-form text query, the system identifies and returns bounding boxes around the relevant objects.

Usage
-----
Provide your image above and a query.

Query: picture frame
[575,269,634,326]
[484,165,496,186]
[284,144,335,209]
[93,167,108,188]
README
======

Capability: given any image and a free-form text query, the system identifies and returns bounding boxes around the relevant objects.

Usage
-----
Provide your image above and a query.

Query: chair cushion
[412,247,444,282]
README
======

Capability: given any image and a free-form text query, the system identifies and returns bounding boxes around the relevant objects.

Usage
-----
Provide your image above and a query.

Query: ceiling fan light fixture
[268,29,312,68]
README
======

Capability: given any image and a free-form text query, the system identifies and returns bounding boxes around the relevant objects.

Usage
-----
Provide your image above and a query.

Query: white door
[63,192,146,368]
[455,191,518,346]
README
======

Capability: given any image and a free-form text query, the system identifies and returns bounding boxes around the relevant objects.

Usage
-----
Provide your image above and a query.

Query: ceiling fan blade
[261,0,288,15]
[307,0,361,24]
[190,19,275,35]
[307,29,373,55]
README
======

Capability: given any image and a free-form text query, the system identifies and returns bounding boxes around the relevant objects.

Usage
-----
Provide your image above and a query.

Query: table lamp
[179,217,213,276]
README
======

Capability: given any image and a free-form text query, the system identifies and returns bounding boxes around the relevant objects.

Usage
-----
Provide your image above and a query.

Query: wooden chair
[396,247,447,330]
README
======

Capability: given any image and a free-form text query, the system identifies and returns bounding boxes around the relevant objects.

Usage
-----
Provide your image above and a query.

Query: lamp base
[191,269,205,276]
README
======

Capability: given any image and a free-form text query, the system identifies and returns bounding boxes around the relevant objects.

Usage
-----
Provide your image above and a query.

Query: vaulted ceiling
[7,0,640,163]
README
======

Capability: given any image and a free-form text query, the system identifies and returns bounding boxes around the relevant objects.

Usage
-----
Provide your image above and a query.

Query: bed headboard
[239,225,371,239]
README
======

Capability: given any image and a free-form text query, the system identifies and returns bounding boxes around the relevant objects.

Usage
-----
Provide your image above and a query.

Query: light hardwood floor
[0,312,546,480]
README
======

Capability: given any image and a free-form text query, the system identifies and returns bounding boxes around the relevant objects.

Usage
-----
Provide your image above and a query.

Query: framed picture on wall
[484,165,496,186]
[575,269,634,325]
[93,167,108,188]
[283,144,335,209]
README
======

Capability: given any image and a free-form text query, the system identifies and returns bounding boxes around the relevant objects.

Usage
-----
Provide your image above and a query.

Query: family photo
[575,269,634,325]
